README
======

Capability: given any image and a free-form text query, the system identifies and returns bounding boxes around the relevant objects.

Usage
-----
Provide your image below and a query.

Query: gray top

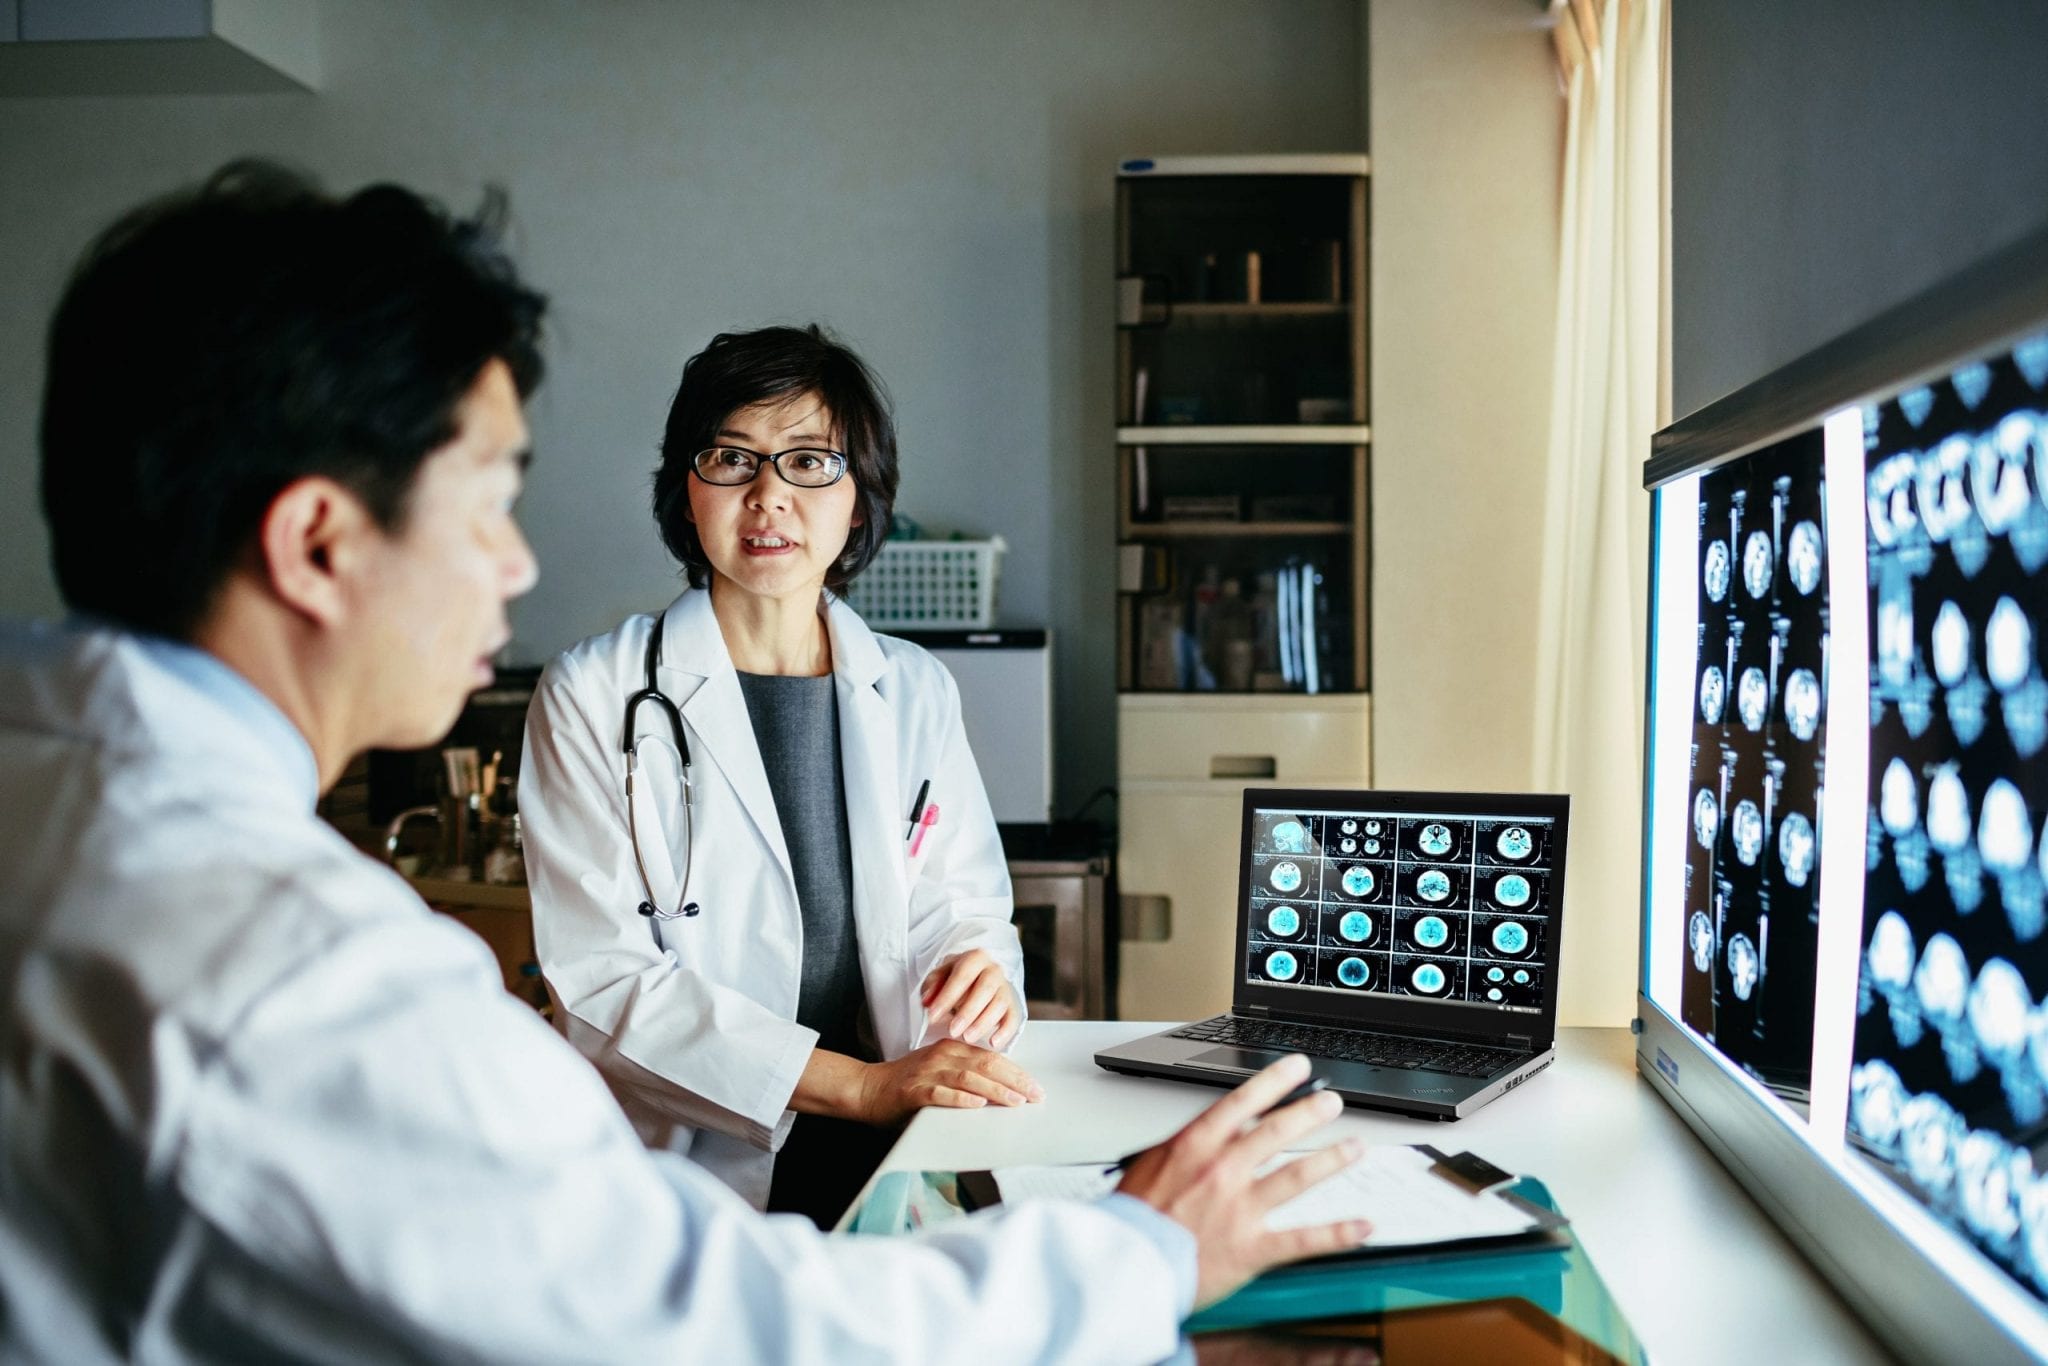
[735,671,873,1061]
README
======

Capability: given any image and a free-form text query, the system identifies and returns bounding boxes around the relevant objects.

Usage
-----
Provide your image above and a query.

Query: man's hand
[921,948,1024,1048]
[854,1039,1045,1124]
[1116,1054,1369,1307]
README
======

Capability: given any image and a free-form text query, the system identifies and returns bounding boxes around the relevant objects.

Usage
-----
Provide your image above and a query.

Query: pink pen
[909,802,940,857]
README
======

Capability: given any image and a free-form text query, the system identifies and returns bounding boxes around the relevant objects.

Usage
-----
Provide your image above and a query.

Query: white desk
[874,1023,1890,1366]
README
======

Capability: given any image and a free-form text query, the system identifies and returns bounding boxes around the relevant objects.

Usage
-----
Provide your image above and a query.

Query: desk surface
[877,1022,1891,1366]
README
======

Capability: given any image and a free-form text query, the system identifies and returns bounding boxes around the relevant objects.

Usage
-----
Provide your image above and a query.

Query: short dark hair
[39,158,547,638]
[652,324,898,591]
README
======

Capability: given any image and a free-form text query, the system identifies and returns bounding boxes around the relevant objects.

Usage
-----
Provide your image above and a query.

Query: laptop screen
[1242,798,1563,1016]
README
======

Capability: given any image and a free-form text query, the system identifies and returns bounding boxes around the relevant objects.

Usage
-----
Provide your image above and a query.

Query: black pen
[905,778,931,841]
[1102,1076,1331,1175]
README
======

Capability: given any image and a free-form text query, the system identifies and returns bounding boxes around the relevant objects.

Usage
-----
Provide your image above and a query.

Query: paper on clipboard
[992,1145,1553,1249]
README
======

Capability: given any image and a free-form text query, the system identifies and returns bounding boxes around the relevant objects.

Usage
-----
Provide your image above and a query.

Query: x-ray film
[1679,430,1829,1097]
[1850,330,2048,1300]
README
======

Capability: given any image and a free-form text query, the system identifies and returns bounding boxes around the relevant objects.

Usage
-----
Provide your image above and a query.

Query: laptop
[1096,788,1570,1120]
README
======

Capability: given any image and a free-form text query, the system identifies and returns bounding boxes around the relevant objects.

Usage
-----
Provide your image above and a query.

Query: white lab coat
[0,618,1190,1364]
[519,587,1026,1207]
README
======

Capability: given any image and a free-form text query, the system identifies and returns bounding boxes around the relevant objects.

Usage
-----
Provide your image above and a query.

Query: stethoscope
[623,611,701,919]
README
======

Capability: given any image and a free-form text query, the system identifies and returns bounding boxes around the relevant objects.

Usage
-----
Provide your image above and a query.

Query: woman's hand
[853,1039,1045,1125]
[921,948,1024,1048]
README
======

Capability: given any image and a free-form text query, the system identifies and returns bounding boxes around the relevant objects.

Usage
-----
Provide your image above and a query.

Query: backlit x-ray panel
[1678,432,1830,1098]
[1849,330,2048,1298]
[1246,806,1556,1012]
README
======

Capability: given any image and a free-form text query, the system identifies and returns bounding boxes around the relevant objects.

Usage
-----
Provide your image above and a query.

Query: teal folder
[848,1171,1645,1363]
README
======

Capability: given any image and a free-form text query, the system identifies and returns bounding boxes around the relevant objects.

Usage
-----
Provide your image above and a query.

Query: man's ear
[258,476,376,627]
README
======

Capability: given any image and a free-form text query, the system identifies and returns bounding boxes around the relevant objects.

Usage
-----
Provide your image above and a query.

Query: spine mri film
[1681,430,1828,1099]
[1851,328,2048,1302]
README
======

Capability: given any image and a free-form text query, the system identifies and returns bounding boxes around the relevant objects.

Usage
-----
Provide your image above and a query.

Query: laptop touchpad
[1191,1045,1296,1072]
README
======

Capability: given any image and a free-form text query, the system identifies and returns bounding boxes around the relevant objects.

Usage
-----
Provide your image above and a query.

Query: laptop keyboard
[1169,1015,1526,1079]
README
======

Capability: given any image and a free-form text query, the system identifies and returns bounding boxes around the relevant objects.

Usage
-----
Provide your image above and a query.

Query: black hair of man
[652,324,899,591]
[39,158,548,639]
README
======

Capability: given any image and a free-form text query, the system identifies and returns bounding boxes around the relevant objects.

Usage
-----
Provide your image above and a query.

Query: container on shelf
[841,537,1006,630]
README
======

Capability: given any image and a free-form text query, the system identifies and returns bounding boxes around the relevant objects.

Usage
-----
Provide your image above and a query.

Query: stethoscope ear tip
[683,902,702,917]
[637,901,656,917]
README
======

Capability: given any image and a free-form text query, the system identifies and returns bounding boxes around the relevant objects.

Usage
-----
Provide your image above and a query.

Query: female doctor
[520,325,1041,1227]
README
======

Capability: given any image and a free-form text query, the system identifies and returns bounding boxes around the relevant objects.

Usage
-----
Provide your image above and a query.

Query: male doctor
[0,161,1368,1363]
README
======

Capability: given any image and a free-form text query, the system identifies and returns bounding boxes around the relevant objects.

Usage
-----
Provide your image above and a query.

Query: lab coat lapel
[662,591,795,890]
[827,600,910,999]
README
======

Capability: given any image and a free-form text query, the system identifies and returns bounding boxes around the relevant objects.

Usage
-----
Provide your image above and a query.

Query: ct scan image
[1850,329,2048,1303]
[1244,807,1556,1010]
[1679,428,1828,1100]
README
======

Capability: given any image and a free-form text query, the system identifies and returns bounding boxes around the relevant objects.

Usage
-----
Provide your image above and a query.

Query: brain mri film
[1264,950,1299,982]
[1743,529,1775,598]
[1497,826,1535,861]
[1266,905,1301,937]
[1738,667,1771,732]
[1413,915,1450,950]
[1269,820,1309,854]
[1342,865,1375,898]
[1700,665,1727,725]
[1779,812,1817,888]
[1339,910,1373,942]
[1491,921,1531,955]
[1704,538,1731,601]
[1337,956,1371,988]
[1418,823,1455,858]
[1416,870,1452,903]
[1788,520,1824,595]
[1494,873,1533,908]
[1269,861,1303,894]
[1410,962,1447,994]
[1487,966,1507,983]
[1785,668,1822,742]
[1680,428,1827,1098]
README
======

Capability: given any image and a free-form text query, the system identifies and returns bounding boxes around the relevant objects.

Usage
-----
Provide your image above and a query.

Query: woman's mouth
[741,534,797,556]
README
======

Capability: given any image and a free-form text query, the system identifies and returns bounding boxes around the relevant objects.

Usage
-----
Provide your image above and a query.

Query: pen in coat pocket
[1101,1076,1330,1175]
[909,802,940,858]
[905,778,931,841]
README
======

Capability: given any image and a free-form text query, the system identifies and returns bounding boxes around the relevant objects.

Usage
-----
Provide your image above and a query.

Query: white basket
[843,537,1006,630]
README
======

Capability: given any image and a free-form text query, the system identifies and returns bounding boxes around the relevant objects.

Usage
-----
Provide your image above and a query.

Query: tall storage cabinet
[1113,154,1373,1021]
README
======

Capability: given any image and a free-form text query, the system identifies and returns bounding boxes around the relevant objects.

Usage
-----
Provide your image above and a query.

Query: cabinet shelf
[1122,520,1351,540]
[1148,301,1349,321]
[1118,424,1370,446]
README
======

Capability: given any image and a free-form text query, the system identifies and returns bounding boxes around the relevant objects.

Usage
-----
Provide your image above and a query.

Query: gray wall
[0,0,1361,816]
[1672,0,2048,418]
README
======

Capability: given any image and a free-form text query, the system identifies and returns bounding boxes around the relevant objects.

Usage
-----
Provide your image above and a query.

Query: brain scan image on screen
[1244,804,1556,1012]
[1851,335,2048,1302]
[1680,429,1827,1097]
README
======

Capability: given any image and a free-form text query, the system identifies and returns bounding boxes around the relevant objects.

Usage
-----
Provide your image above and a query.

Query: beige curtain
[1532,0,1668,1026]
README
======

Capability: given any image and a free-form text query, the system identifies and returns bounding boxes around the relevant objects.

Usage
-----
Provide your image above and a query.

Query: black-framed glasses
[690,446,850,488]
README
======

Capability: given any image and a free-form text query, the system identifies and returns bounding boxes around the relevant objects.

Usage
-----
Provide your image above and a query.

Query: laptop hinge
[1241,1004,1271,1016]
[1506,1033,1535,1052]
